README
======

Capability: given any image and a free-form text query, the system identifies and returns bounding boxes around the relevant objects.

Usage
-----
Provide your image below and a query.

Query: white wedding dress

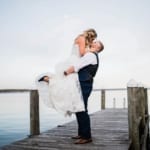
[36,45,85,116]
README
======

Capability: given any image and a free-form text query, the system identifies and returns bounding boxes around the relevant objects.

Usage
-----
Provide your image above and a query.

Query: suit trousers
[75,80,93,139]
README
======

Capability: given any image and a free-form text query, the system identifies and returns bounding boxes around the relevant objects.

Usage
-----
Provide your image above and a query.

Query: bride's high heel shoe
[38,76,49,83]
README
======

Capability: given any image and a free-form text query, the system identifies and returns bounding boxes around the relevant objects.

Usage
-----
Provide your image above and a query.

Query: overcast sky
[0,0,150,89]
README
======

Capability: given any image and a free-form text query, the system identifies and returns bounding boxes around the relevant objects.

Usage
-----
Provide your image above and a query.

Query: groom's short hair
[97,41,104,53]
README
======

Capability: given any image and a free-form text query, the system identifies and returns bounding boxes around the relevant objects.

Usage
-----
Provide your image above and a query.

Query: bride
[36,29,97,116]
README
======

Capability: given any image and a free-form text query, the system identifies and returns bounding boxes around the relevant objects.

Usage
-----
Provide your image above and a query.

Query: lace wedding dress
[36,45,85,116]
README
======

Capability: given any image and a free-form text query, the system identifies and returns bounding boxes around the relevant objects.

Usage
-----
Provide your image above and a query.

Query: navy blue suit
[76,52,99,139]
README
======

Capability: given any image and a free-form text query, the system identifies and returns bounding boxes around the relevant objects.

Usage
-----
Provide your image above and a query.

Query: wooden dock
[0,86,149,149]
[0,109,129,150]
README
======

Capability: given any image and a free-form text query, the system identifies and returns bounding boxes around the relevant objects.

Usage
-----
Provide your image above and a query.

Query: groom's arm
[64,52,97,76]
[64,66,75,75]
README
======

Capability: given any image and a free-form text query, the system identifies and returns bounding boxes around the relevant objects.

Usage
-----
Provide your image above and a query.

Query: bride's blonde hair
[84,28,97,47]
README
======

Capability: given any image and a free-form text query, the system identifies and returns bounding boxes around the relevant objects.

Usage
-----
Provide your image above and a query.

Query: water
[0,90,149,147]
[0,93,75,147]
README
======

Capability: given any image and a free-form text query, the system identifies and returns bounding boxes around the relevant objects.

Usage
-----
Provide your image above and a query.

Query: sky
[0,0,150,89]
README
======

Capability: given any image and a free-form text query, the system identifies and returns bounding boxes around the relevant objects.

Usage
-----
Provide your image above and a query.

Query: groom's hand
[64,66,75,76]
[64,71,68,76]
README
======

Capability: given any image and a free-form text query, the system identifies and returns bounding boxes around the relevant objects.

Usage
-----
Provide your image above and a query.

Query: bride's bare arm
[75,36,86,56]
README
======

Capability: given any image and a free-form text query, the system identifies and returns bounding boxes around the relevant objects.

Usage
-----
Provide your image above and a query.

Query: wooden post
[144,88,148,116]
[138,87,146,131]
[30,90,40,136]
[101,90,105,110]
[113,98,116,109]
[123,97,126,109]
[144,88,150,150]
[127,87,132,139]
[127,87,140,150]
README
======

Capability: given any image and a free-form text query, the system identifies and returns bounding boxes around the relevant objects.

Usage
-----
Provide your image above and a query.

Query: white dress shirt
[73,52,98,72]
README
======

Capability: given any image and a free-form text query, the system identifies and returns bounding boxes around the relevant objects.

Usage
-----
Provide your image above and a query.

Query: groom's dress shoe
[71,135,82,139]
[74,138,92,144]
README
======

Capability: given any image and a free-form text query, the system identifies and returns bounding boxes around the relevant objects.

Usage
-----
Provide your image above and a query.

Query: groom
[64,40,104,144]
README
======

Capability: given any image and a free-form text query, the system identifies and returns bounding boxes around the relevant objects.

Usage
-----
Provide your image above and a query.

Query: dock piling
[30,90,40,136]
